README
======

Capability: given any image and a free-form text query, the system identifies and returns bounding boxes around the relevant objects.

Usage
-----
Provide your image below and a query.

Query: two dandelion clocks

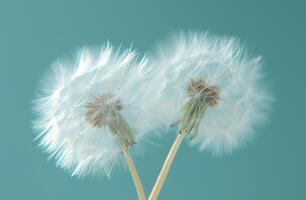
[147,32,272,200]
[33,44,153,200]
[32,32,272,200]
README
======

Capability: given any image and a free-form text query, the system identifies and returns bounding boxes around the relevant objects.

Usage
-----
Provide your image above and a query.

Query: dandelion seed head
[149,31,272,156]
[32,43,153,177]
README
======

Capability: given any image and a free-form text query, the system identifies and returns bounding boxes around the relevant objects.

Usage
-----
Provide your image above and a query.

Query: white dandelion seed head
[32,43,154,177]
[148,32,272,156]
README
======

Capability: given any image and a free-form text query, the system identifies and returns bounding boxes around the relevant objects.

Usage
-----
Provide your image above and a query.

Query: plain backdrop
[0,0,305,199]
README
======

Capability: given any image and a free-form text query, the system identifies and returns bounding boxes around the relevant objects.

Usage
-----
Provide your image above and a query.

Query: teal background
[1,0,305,199]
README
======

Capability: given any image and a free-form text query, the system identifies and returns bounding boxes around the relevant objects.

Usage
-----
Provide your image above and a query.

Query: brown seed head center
[85,92,122,128]
[186,79,220,106]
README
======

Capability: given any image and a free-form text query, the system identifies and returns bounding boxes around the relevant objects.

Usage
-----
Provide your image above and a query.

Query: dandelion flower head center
[186,79,220,107]
[179,79,221,139]
[85,92,123,128]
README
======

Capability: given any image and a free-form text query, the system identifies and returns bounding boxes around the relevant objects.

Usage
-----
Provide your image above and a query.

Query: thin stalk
[122,150,146,200]
[148,130,187,200]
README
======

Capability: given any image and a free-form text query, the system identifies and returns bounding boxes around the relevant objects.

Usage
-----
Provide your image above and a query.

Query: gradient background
[1,0,305,199]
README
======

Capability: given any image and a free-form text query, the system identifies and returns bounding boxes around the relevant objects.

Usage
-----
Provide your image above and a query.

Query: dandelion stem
[148,129,188,200]
[123,150,146,200]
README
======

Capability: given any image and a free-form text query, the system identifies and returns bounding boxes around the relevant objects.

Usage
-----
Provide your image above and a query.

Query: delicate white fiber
[148,32,272,156]
[33,43,154,177]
